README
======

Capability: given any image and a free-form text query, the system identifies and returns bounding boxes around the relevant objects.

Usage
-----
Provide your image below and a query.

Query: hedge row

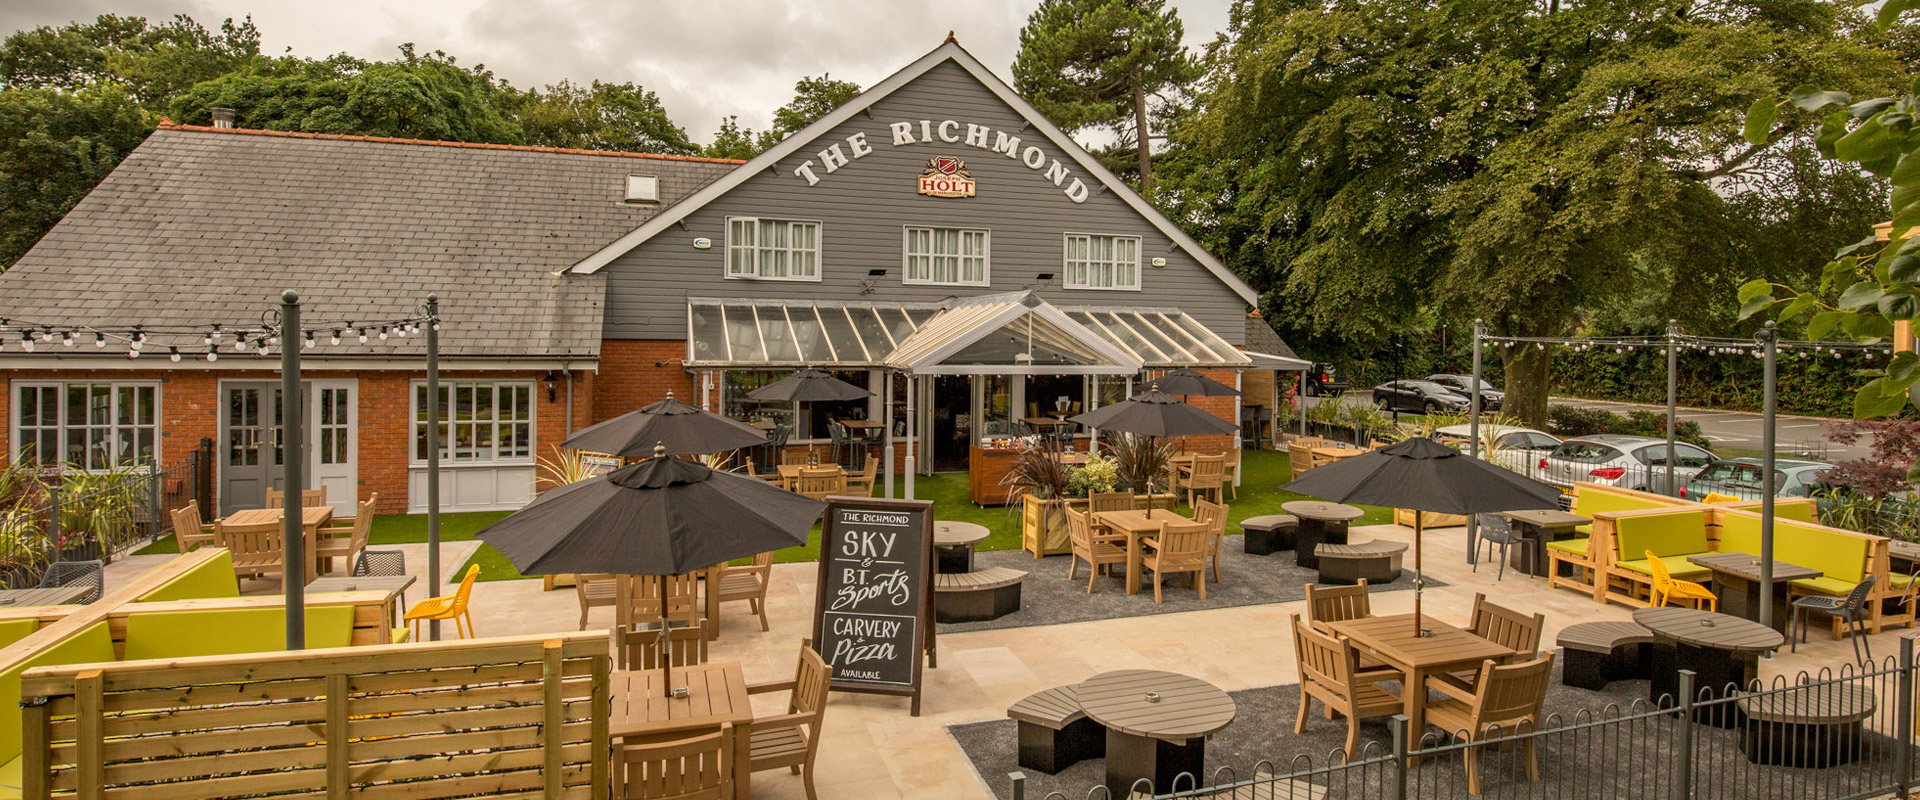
[1545,347,1866,418]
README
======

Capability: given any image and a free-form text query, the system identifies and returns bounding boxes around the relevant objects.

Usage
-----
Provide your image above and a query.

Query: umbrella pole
[1412,515,1424,637]
[660,573,672,688]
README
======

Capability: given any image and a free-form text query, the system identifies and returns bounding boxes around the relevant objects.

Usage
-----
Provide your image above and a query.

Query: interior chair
[714,552,774,632]
[1141,519,1211,604]
[1065,508,1128,594]
[747,645,831,800]
[405,563,480,640]
[1174,454,1227,506]
[620,573,702,631]
[826,420,850,467]
[1646,549,1717,611]
[1087,491,1134,514]
[1193,499,1229,583]
[315,494,377,574]
[793,467,846,502]
[1305,580,1372,630]
[1472,514,1521,581]
[575,573,619,630]
[617,722,733,800]
[169,500,219,553]
[264,487,328,509]
[1424,654,1556,796]
[1793,575,1879,663]
[843,456,879,497]
[1291,614,1403,762]
[36,560,104,604]
[615,620,709,671]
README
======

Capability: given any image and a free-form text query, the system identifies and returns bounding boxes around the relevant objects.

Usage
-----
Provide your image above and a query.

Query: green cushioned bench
[1610,509,1712,580]
[1718,513,1872,597]
[0,621,116,798]
[123,605,357,661]
[135,549,240,603]
[1572,485,1678,536]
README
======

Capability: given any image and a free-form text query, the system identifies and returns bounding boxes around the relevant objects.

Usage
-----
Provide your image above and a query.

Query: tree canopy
[509,80,697,155]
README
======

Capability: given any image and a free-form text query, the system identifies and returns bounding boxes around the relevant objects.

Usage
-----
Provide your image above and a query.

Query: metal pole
[1298,371,1306,438]
[903,373,916,500]
[884,371,895,499]
[1666,319,1679,496]
[426,294,442,641]
[1900,635,1915,793]
[1758,321,1778,630]
[1676,669,1696,797]
[1468,319,1483,566]
[280,290,305,651]
[1390,714,1409,799]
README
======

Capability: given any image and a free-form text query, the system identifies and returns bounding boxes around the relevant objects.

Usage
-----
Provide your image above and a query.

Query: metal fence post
[45,482,59,550]
[1391,713,1409,800]
[1901,636,1915,795]
[148,458,163,549]
[1677,669,1696,799]
[1009,771,1026,800]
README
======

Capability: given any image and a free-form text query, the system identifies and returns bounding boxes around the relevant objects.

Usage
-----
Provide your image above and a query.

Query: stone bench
[1240,515,1298,556]
[1314,540,1406,585]
[1737,683,1877,768]
[1008,684,1103,774]
[1556,620,1657,691]
[934,567,1027,623]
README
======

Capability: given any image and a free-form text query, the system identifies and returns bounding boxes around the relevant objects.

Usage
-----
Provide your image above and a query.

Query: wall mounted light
[541,371,562,403]
[860,268,888,295]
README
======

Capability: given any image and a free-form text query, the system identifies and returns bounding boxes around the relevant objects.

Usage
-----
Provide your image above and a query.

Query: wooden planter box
[1024,493,1180,558]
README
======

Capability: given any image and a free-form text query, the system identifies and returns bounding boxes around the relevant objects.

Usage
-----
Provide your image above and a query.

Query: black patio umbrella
[745,367,872,403]
[1066,385,1240,438]
[476,445,823,682]
[1152,368,1240,398]
[562,390,765,457]
[1279,437,1562,636]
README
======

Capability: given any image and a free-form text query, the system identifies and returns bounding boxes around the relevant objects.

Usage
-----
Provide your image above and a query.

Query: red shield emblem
[933,157,961,175]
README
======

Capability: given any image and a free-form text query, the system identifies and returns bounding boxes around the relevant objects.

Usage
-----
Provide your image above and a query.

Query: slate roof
[1245,314,1301,361]
[0,124,742,359]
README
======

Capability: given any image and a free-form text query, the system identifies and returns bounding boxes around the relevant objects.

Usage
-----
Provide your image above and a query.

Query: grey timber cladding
[0,128,737,358]
[599,61,1252,345]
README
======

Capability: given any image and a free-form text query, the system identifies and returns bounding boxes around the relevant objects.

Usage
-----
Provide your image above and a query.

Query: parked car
[1302,363,1349,397]
[1425,374,1504,411]
[1434,423,1561,473]
[1371,380,1472,414]
[1535,434,1715,494]
[1681,457,1837,501]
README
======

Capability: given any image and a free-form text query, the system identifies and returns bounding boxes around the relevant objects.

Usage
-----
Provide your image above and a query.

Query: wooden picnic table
[1501,509,1590,577]
[225,505,334,583]
[0,585,92,608]
[1282,501,1362,569]
[611,662,752,798]
[1634,606,1782,718]
[1327,613,1516,765]
[1093,509,1188,595]
[1077,669,1236,797]
[1684,552,1820,633]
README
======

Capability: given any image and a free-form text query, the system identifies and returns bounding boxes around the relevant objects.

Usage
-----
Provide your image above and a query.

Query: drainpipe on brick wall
[562,365,574,436]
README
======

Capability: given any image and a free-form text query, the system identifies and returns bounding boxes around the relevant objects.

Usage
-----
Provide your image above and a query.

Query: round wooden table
[1634,606,1783,723]
[933,520,991,574]
[1281,501,1363,569]
[1077,669,1236,797]
[1737,683,1876,767]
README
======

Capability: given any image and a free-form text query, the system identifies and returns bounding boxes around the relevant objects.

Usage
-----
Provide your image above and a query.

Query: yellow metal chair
[405,564,480,639]
[1701,492,1741,504]
[1646,549,1716,611]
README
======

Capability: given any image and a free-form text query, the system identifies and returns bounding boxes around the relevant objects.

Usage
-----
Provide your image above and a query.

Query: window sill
[902,279,992,288]
[723,274,822,283]
[407,460,536,469]
[1063,284,1143,292]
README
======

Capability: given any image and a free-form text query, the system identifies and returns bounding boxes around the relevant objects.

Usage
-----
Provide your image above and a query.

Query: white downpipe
[904,372,917,499]
[1233,370,1244,486]
[883,370,895,498]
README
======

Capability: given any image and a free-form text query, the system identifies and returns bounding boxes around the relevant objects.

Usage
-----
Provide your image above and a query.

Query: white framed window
[903,226,989,286]
[1063,233,1142,290]
[726,217,821,281]
[411,381,534,464]
[11,382,159,470]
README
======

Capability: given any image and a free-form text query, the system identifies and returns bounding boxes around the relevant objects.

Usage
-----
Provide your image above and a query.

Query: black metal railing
[0,452,202,589]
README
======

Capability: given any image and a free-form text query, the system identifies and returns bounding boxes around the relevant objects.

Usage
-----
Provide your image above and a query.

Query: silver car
[1434,423,1561,473]
[1535,434,1715,494]
[1681,457,1836,501]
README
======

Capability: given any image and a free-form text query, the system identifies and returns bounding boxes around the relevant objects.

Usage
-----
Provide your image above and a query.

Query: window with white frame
[904,227,988,285]
[412,381,533,463]
[12,383,158,469]
[726,218,820,280]
[1063,234,1141,290]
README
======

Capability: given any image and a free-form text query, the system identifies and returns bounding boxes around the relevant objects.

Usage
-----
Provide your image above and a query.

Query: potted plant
[1003,440,1073,557]
[1106,433,1179,512]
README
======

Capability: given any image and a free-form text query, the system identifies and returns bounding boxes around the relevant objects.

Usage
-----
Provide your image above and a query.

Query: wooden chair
[1424,654,1556,795]
[1288,441,1317,477]
[216,519,286,583]
[1141,519,1211,604]
[1305,580,1372,630]
[575,573,619,630]
[781,450,813,467]
[1466,592,1545,658]
[748,645,831,800]
[1065,508,1127,594]
[1646,549,1717,611]
[1087,491,1133,513]
[314,495,377,574]
[1291,614,1403,762]
[844,456,879,497]
[620,573,702,631]
[1174,454,1227,506]
[1193,499,1229,583]
[793,467,846,501]
[169,501,219,552]
[264,487,328,508]
[617,722,733,800]
[713,552,774,632]
[615,621,709,671]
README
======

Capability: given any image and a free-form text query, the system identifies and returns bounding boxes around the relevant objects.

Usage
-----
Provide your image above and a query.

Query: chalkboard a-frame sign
[812,496,936,716]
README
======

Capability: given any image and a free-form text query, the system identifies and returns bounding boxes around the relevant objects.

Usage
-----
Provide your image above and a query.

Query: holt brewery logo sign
[917,156,976,198]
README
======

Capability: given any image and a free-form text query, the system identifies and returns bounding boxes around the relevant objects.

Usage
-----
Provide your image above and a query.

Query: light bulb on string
[61,331,72,347]
[303,331,314,349]
[94,332,105,348]
[18,333,31,352]
[357,328,368,344]
[378,326,389,341]
[168,347,180,363]
[127,346,139,359]
[331,329,342,345]
[205,351,218,363]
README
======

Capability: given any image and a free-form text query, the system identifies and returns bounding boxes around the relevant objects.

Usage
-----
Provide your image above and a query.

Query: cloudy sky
[2,0,1230,145]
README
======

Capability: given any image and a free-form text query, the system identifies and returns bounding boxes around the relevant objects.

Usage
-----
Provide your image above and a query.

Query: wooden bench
[1314,540,1406,585]
[1128,772,1327,799]
[1737,683,1876,768]
[934,567,1027,623]
[1008,684,1103,774]
[1240,515,1298,556]
[1557,620,1657,690]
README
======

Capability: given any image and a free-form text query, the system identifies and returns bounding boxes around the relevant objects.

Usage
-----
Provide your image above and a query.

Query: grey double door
[220,382,293,515]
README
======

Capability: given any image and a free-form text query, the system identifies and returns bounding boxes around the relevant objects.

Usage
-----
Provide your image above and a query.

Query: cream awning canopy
[685,292,1250,374]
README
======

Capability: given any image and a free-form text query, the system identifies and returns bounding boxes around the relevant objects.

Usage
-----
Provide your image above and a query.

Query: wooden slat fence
[18,632,611,800]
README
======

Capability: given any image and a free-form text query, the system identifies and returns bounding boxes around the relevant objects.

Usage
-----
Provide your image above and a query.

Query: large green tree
[702,115,759,160]
[0,14,261,106]
[1160,0,1903,426]
[510,79,696,154]
[766,73,859,143]
[0,85,149,266]
[1013,0,1199,187]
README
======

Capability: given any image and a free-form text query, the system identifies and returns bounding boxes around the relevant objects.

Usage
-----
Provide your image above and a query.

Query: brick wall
[593,340,693,424]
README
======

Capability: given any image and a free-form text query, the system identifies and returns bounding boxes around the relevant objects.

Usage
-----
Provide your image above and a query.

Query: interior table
[0,585,92,608]
[306,575,417,631]
[1328,613,1516,766]
[1634,606,1783,722]
[611,662,752,799]
[1684,553,1821,633]
[1501,509,1590,577]
[1281,501,1363,569]
[225,505,334,583]
[1077,669,1236,797]
[839,418,885,464]
[934,520,992,574]
[1093,509,1186,595]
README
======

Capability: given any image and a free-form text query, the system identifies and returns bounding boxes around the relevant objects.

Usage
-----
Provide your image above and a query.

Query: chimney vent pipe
[210,108,235,129]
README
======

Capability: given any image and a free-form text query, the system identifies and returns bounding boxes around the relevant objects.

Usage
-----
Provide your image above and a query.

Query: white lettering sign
[785,117,1089,203]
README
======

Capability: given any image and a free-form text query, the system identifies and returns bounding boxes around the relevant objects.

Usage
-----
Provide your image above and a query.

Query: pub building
[0,37,1305,517]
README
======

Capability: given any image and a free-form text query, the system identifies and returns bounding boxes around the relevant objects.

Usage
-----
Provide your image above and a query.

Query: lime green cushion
[122,606,355,661]
[1890,572,1917,589]
[0,621,115,764]
[1546,538,1590,557]
[1718,515,1870,586]
[1718,513,1762,556]
[1791,576,1859,597]
[0,621,39,652]
[1612,510,1710,561]
[1574,487,1670,519]
[1614,556,1713,582]
[0,753,19,799]
[392,627,410,644]
[136,551,240,602]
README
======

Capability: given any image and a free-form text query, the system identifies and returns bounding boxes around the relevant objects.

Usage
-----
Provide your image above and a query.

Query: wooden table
[1077,669,1236,797]
[611,662,752,798]
[1685,553,1821,633]
[307,575,416,630]
[776,463,845,490]
[225,505,334,583]
[1502,509,1590,577]
[1094,509,1187,595]
[934,521,991,574]
[1634,606,1783,718]
[1890,539,1920,571]
[1328,613,1515,764]
[0,585,92,608]
[1311,446,1365,467]
[1281,501,1363,569]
